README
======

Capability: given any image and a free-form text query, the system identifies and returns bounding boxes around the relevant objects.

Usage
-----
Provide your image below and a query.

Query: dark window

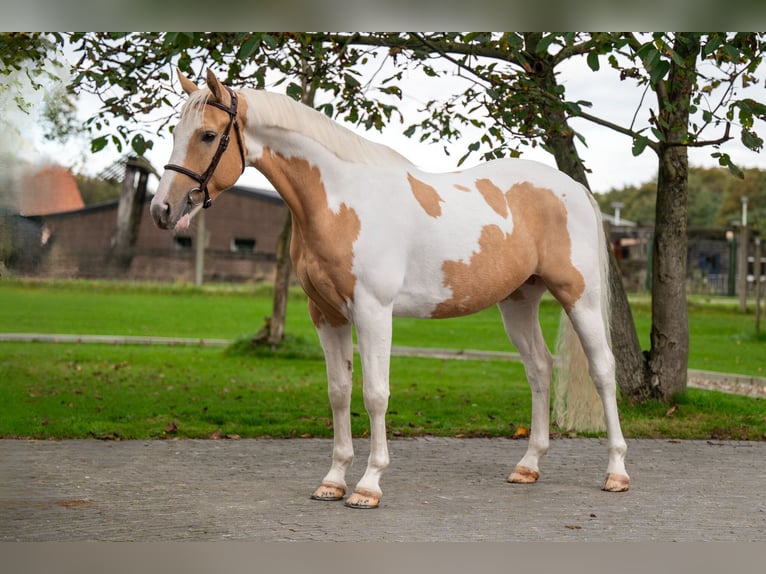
[174,236,192,250]
[232,238,256,253]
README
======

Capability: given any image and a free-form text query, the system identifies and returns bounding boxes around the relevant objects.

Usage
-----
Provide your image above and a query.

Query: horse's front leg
[345,298,393,509]
[310,307,355,502]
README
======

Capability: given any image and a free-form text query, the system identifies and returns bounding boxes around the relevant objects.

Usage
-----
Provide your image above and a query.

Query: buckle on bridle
[188,187,211,209]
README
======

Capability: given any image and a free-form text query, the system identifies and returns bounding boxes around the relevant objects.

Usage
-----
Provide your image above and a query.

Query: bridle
[164,86,246,209]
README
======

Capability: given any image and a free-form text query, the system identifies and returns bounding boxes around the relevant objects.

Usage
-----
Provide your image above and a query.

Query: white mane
[241,88,415,168]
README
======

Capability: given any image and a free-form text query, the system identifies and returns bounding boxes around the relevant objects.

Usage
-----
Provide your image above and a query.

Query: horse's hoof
[507,465,540,484]
[310,482,346,501]
[344,489,381,509]
[602,473,630,492]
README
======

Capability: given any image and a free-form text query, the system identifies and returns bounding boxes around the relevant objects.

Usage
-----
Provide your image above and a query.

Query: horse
[150,68,629,508]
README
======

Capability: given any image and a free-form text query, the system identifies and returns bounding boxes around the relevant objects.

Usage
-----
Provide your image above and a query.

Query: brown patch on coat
[454,184,471,193]
[255,149,358,327]
[475,178,509,218]
[432,181,585,317]
[407,173,443,218]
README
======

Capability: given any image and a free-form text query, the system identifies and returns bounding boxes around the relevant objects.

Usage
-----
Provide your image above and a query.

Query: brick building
[9,184,288,283]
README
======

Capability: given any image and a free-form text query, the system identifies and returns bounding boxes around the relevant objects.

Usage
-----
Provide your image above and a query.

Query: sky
[8,40,766,197]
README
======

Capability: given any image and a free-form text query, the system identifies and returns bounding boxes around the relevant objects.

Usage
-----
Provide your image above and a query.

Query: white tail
[552,193,611,432]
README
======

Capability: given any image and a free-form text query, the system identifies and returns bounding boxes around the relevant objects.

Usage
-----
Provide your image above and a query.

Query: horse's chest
[291,233,357,326]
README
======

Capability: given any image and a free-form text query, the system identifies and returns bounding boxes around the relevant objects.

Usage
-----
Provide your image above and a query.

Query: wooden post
[195,209,206,286]
[112,163,138,258]
[111,156,155,271]
[755,236,762,336]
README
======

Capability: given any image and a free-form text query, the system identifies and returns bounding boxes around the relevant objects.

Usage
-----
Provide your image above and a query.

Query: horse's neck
[252,140,337,227]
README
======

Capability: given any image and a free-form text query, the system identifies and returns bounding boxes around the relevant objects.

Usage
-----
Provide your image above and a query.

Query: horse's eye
[202,131,217,143]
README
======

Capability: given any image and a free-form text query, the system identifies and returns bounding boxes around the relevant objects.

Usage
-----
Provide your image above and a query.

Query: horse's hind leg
[310,303,355,502]
[567,300,630,491]
[497,279,553,484]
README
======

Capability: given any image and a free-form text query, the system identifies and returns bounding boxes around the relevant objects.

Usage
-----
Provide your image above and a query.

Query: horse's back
[372,158,599,319]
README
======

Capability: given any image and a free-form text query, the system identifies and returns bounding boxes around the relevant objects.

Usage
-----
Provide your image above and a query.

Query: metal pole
[727,230,736,296]
[738,197,749,313]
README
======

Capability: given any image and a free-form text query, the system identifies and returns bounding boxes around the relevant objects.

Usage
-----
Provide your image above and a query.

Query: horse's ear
[205,68,226,103]
[176,69,199,95]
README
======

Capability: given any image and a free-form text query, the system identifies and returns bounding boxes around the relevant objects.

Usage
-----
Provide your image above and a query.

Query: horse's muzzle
[150,199,172,230]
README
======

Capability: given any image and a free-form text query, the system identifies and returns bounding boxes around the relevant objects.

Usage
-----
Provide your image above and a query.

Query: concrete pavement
[1,437,764,542]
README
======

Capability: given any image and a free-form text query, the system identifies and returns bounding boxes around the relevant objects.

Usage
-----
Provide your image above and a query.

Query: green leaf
[586,51,600,72]
[260,33,278,50]
[131,133,146,156]
[632,135,650,156]
[91,135,108,153]
[703,35,721,57]
[344,73,360,89]
[741,128,763,152]
[535,34,557,55]
[237,37,261,60]
[285,82,303,100]
[649,59,670,84]
[713,152,744,178]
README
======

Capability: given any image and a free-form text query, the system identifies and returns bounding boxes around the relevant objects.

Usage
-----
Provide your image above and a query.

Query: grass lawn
[0,279,764,440]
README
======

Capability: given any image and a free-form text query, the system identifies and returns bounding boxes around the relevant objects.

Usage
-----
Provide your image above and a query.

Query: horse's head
[150,68,247,231]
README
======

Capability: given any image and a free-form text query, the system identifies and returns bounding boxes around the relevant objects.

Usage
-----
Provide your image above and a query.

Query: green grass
[1,340,764,441]
[0,341,534,440]
[1,278,763,375]
[0,278,764,441]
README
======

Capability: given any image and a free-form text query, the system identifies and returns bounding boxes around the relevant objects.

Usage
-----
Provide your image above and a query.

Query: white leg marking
[312,321,354,500]
[498,285,552,483]
[568,302,630,491]
[346,295,393,508]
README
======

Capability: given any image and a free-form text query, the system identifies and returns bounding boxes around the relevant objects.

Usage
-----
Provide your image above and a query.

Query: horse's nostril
[151,201,172,229]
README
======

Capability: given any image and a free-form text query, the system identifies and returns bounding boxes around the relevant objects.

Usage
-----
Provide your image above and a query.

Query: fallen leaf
[56,499,91,508]
[512,426,530,439]
[164,421,178,433]
[665,405,679,417]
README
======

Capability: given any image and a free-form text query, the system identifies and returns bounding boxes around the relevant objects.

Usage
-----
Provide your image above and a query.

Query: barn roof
[19,165,85,216]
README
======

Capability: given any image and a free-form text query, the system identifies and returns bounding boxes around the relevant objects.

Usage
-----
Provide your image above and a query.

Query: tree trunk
[648,144,690,399]
[645,34,700,399]
[269,211,292,346]
[535,59,647,399]
[253,210,292,348]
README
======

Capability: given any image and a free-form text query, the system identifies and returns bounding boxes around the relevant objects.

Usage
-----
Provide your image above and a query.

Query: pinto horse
[151,69,629,508]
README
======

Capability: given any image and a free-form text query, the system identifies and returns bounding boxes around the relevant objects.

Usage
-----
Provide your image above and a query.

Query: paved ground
[1,437,764,542]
